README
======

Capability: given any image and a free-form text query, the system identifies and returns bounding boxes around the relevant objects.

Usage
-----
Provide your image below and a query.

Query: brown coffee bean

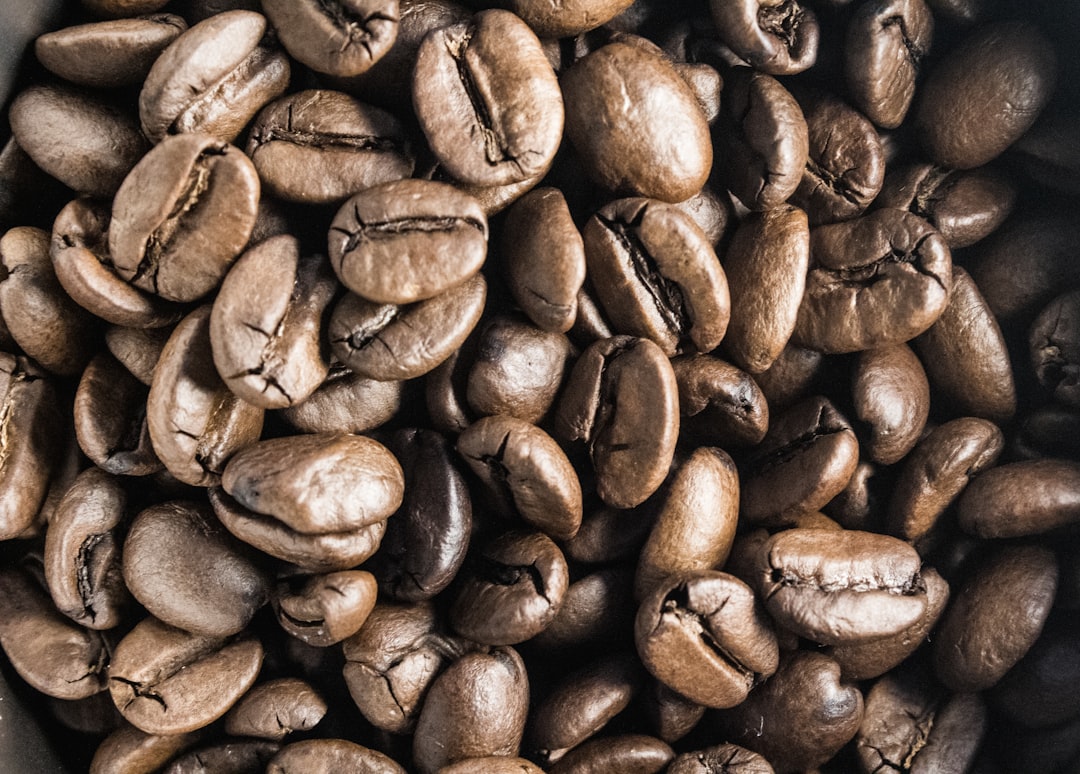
[916,22,1056,169]
[224,678,326,741]
[449,529,569,645]
[844,0,934,129]
[413,9,563,187]
[990,614,1080,729]
[709,0,818,75]
[505,0,634,37]
[110,133,261,303]
[635,447,739,600]
[35,14,187,89]
[548,734,674,774]
[666,744,774,774]
[635,571,779,709]
[412,647,529,774]
[109,616,263,735]
[0,565,112,701]
[279,366,403,434]
[933,544,1058,692]
[851,343,929,465]
[584,197,730,356]
[457,415,582,541]
[957,459,1080,539]
[248,89,414,204]
[722,205,810,374]
[555,336,679,509]
[887,417,1004,543]
[82,0,171,16]
[672,355,769,448]
[793,209,952,354]
[9,84,150,198]
[273,570,377,647]
[755,528,928,645]
[328,179,487,305]
[51,198,183,329]
[210,236,337,409]
[267,739,407,774]
[164,740,281,773]
[740,396,859,527]
[44,468,133,631]
[139,10,290,143]
[89,726,200,774]
[715,68,809,212]
[147,306,265,487]
[531,565,637,653]
[105,324,172,386]
[221,432,404,534]
[1030,289,1080,407]
[562,42,712,203]
[913,266,1016,422]
[261,0,399,78]
[0,226,100,377]
[440,757,546,774]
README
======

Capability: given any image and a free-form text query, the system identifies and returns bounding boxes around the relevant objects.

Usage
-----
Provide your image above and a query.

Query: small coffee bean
[224,678,327,741]
[272,570,377,647]
[262,0,399,78]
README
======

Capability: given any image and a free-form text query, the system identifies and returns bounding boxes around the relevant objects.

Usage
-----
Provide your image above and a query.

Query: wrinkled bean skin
[672,356,769,448]
[709,0,819,76]
[666,743,774,774]
[224,678,327,741]
[273,570,377,647]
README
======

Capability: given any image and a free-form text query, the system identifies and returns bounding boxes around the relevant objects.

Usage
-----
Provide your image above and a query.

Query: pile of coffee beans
[1,0,1078,771]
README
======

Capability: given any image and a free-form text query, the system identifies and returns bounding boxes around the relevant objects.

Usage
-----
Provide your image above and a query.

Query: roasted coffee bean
[273,570,377,647]
[0,226,100,377]
[163,739,281,774]
[441,757,546,774]
[342,600,469,734]
[83,0,171,16]
[562,42,712,202]
[74,353,162,477]
[635,571,779,709]
[887,417,1003,544]
[1030,289,1080,407]
[279,365,403,434]
[504,0,634,37]
[990,613,1080,729]
[43,468,132,631]
[502,187,586,334]
[740,396,859,527]
[714,68,809,212]
[261,0,400,78]
[584,197,730,356]
[221,432,403,534]
[874,163,1017,249]
[367,428,472,601]
[916,22,1056,169]
[957,458,1080,539]
[666,744,774,774]
[0,565,112,701]
[754,528,928,645]
[328,179,487,305]
[914,266,1016,422]
[531,565,637,652]
[413,9,563,187]
[108,616,263,735]
[709,0,818,75]
[329,274,487,381]
[123,501,270,637]
[844,0,934,129]
[224,678,327,741]
[412,646,529,774]
[457,415,582,540]
[139,10,290,143]
[146,305,265,487]
[793,209,952,354]
[635,447,739,600]
[555,336,679,509]
[722,205,809,374]
[109,133,261,303]
[267,738,407,774]
[851,343,930,465]
[9,84,150,198]
[105,324,172,386]
[753,343,825,411]
[35,14,187,89]
[710,650,863,773]
[0,353,63,540]
[934,544,1058,692]
[449,529,569,645]
[247,90,413,204]
[548,734,674,774]
[88,726,200,774]
[527,653,643,765]
[790,90,884,225]
[671,355,769,448]
[51,198,183,329]
[825,566,950,680]
[466,314,572,424]
[210,236,337,409]
[857,664,986,774]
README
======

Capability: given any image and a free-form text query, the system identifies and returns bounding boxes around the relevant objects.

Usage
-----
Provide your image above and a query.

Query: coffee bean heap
[1,0,1079,771]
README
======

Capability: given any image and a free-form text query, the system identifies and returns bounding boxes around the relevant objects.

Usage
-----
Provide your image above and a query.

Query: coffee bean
[164,740,281,774]
[267,738,407,774]
[851,343,930,465]
[672,355,770,448]
[89,726,200,774]
[224,677,327,741]
[667,744,774,774]
[262,0,399,78]
[279,365,403,434]
[709,0,819,75]
[272,570,377,647]
[548,734,674,774]
[957,458,1080,538]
